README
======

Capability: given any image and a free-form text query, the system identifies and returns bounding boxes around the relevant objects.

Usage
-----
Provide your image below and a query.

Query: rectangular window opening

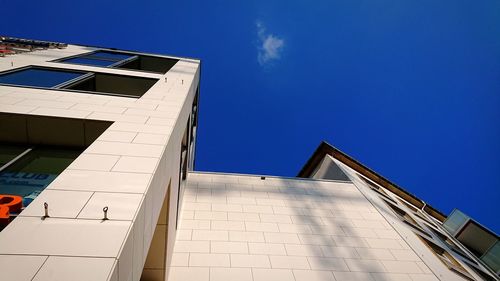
[57,50,179,74]
[0,144,29,168]
[463,259,497,281]
[0,66,158,98]
[429,228,478,265]
[0,146,83,207]
[384,200,432,239]
[418,235,475,280]
[0,67,85,88]
[176,121,190,229]
[0,113,112,231]
[398,198,432,222]
[359,174,398,204]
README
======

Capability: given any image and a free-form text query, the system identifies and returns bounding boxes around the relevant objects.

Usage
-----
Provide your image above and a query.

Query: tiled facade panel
[333,159,488,281]
[169,173,440,281]
[0,45,200,281]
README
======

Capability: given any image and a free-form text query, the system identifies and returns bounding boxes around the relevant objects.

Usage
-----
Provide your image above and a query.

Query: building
[0,37,498,281]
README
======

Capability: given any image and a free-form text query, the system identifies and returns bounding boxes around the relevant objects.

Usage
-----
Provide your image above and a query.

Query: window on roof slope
[0,66,157,98]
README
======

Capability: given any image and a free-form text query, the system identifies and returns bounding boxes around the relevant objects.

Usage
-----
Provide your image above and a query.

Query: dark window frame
[0,143,84,230]
[52,50,178,75]
[418,235,476,281]
[53,50,138,68]
[384,199,433,239]
[359,174,398,204]
[0,65,158,99]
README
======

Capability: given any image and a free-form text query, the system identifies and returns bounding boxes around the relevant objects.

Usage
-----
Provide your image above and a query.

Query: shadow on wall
[183,173,393,274]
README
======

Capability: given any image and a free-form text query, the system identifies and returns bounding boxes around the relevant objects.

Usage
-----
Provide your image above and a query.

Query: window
[385,201,432,238]
[429,228,478,265]
[57,50,179,74]
[443,209,470,235]
[60,51,134,67]
[63,57,119,67]
[358,174,398,204]
[0,144,82,230]
[464,259,497,281]
[418,235,475,280]
[83,51,133,61]
[190,90,198,146]
[0,113,112,231]
[398,198,432,222]
[480,241,499,275]
[188,91,199,169]
[0,145,27,167]
[0,66,158,98]
[176,122,190,229]
[0,145,81,204]
[0,68,84,88]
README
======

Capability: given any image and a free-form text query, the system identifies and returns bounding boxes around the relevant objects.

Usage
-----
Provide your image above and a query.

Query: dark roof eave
[298,141,447,222]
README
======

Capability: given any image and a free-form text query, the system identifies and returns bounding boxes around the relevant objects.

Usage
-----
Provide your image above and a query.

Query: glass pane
[443,209,469,235]
[88,51,133,61]
[0,147,82,207]
[62,57,117,67]
[0,68,85,88]
[0,144,28,167]
[481,241,500,273]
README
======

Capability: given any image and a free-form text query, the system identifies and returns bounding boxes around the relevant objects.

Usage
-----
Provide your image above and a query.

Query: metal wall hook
[103,206,109,221]
[42,202,49,219]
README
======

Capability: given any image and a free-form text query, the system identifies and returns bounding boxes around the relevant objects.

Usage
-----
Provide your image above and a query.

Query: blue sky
[2,0,499,233]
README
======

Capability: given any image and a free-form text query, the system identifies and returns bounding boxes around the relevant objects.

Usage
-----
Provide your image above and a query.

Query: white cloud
[256,21,284,66]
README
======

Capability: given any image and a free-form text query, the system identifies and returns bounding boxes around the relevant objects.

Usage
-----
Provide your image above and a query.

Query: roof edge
[298,141,447,222]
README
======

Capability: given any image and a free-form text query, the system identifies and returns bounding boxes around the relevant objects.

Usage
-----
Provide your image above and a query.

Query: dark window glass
[63,72,157,98]
[0,66,157,98]
[419,236,475,280]
[59,50,178,74]
[87,51,133,61]
[59,51,134,67]
[0,68,84,88]
[0,145,28,167]
[481,241,500,274]
[116,55,178,73]
[443,209,469,235]
[0,147,82,207]
[62,57,117,67]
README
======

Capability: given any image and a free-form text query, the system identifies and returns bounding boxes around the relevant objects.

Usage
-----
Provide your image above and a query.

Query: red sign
[0,195,23,227]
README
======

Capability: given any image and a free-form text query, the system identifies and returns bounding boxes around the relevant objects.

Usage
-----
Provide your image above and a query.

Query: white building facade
[0,38,497,281]
[0,37,200,281]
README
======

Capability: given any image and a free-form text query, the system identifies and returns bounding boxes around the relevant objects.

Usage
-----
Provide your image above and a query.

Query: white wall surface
[169,172,442,281]
[0,45,200,281]
[333,159,488,281]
